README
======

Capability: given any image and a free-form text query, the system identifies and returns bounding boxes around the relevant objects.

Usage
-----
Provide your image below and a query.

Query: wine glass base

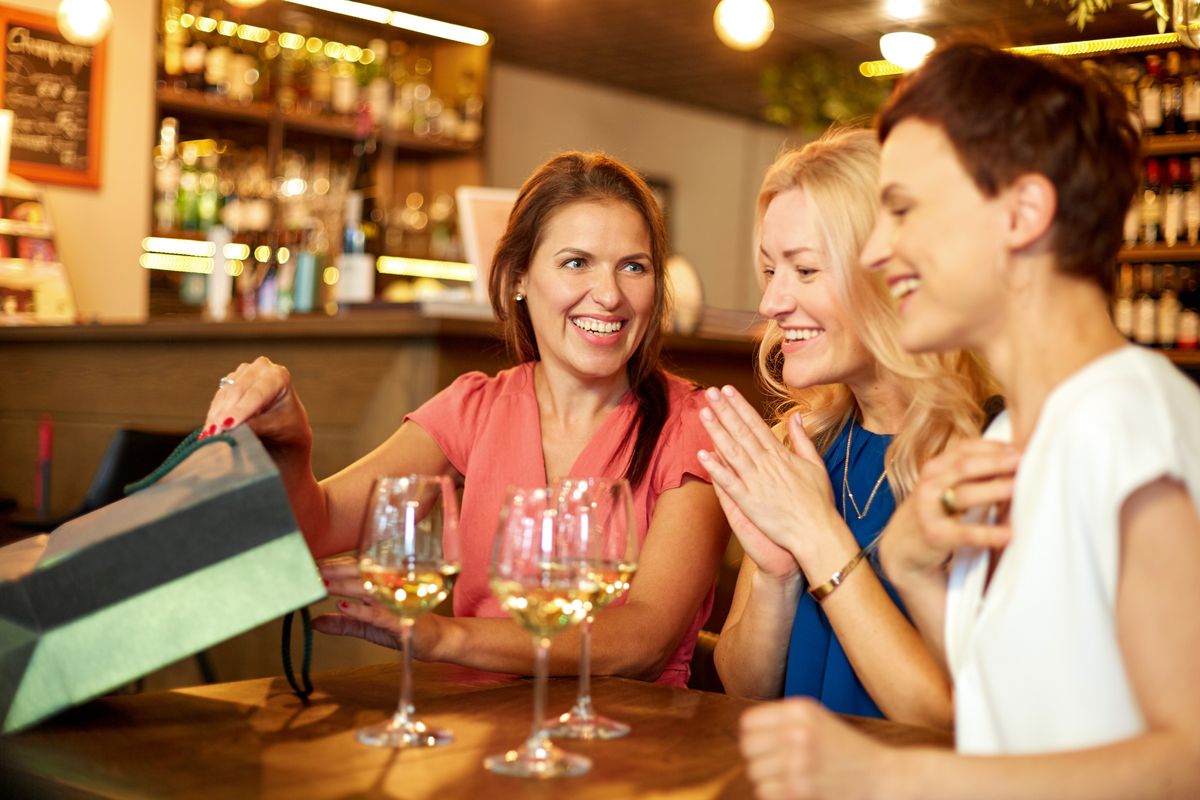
[355,716,453,749]
[544,710,631,740]
[484,738,591,778]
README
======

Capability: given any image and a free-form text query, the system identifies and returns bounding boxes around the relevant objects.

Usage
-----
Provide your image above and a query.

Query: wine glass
[545,478,638,740]
[354,474,460,748]
[484,486,592,778]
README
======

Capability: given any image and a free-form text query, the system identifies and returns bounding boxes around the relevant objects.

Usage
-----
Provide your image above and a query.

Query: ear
[1004,173,1056,252]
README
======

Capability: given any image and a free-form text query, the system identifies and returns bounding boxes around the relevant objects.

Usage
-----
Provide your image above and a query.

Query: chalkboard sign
[0,7,104,188]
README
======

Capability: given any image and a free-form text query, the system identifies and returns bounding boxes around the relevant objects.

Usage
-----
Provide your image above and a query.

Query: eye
[621,261,648,274]
[561,257,586,269]
[795,266,817,278]
[889,205,911,221]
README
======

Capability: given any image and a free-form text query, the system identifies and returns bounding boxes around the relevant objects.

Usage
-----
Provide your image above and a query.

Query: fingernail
[700,408,714,422]
[206,424,217,436]
[322,578,329,586]
[705,387,721,402]
[722,385,736,397]
[338,600,348,609]
[222,417,235,429]
[698,449,710,461]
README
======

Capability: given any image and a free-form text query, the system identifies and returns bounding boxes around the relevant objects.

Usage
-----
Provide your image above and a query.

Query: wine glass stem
[575,615,595,718]
[530,635,551,742]
[396,617,416,723]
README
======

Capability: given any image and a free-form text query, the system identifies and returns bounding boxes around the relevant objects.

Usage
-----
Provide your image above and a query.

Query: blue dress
[782,419,901,718]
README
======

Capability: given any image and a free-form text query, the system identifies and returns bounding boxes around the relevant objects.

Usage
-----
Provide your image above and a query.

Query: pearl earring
[514,291,525,302]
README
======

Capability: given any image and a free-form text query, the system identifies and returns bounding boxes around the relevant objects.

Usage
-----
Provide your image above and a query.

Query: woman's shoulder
[443,362,534,401]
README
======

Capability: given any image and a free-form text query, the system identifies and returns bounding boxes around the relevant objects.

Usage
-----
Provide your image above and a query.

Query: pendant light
[714,0,774,51]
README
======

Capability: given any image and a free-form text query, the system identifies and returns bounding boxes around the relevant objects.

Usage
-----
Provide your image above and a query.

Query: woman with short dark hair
[739,43,1200,799]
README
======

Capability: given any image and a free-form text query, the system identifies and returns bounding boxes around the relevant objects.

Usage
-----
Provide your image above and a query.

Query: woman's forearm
[890,732,1200,800]
[715,570,803,698]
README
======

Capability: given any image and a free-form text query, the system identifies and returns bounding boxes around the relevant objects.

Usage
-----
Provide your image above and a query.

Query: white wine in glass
[354,474,460,748]
[484,485,592,779]
[545,478,638,740]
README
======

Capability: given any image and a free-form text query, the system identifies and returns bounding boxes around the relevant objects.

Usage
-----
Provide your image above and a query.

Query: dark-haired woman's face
[861,119,1008,354]
[516,199,656,388]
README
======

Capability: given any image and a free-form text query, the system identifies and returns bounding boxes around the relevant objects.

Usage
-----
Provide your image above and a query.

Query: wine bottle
[1141,159,1164,246]
[1157,264,1180,348]
[1140,55,1165,135]
[1133,263,1159,346]
[1162,51,1184,135]
[1177,266,1199,349]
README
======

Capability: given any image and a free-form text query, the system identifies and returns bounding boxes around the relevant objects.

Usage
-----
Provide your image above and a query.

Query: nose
[590,267,621,309]
[757,271,795,320]
[860,216,892,273]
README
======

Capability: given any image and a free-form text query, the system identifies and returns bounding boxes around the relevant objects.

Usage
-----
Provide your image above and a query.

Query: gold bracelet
[808,532,884,602]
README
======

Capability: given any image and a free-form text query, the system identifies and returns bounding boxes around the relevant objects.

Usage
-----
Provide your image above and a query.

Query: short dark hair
[878,42,1140,294]
[488,152,670,488]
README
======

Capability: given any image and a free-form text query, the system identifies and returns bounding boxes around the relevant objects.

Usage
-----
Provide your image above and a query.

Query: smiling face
[758,188,875,390]
[861,119,1009,354]
[516,199,656,388]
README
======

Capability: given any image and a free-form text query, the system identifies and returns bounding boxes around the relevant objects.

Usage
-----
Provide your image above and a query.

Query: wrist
[750,566,805,602]
[423,613,461,663]
[794,510,862,583]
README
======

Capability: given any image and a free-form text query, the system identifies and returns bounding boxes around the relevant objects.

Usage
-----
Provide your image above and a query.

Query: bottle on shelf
[335,108,377,305]
[1183,51,1200,134]
[181,5,207,92]
[1162,51,1184,135]
[1178,265,1200,349]
[153,117,180,231]
[364,39,391,128]
[1113,262,1135,339]
[1140,54,1165,135]
[1187,157,1200,245]
[203,12,232,97]
[160,0,187,91]
[1165,157,1187,246]
[1157,264,1181,347]
[1133,263,1159,346]
[1141,159,1164,246]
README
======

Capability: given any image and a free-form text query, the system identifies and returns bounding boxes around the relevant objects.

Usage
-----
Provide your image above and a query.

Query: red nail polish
[322,578,329,586]
[207,424,217,435]
[222,417,235,429]
[338,600,348,609]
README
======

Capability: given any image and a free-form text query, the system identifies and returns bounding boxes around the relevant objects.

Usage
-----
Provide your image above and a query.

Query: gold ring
[940,486,959,516]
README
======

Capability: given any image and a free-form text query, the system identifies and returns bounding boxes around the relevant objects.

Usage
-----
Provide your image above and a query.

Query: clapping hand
[697,385,841,577]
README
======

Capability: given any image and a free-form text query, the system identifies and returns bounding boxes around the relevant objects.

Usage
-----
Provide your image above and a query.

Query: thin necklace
[842,420,889,521]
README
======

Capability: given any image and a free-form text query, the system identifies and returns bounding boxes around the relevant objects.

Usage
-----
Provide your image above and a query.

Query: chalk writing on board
[4,24,93,170]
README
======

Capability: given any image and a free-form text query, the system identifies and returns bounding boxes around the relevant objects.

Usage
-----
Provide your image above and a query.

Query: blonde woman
[699,128,995,727]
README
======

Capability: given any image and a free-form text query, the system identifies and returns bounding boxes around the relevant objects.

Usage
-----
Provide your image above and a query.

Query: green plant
[1029,0,1169,31]
[760,52,891,131]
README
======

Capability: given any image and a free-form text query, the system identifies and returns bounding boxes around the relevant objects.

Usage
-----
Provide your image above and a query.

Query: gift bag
[0,425,326,733]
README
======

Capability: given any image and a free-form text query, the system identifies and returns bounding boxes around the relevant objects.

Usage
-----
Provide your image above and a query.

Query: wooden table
[0,662,951,798]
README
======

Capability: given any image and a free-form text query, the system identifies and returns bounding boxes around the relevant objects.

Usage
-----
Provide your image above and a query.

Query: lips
[888,275,921,303]
[571,316,625,335]
[781,327,824,342]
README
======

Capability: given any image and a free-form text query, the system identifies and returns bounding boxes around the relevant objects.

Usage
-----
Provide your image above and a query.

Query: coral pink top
[407,362,715,686]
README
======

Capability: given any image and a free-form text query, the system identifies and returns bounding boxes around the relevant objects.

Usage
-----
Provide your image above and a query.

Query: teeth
[890,277,921,301]
[782,328,822,341]
[573,317,624,334]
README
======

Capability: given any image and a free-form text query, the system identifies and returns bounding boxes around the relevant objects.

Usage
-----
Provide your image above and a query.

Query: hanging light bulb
[714,0,774,51]
[226,0,268,8]
[879,31,935,70]
[56,0,112,45]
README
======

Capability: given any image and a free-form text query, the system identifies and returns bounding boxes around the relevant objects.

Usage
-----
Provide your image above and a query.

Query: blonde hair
[755,127,996,498]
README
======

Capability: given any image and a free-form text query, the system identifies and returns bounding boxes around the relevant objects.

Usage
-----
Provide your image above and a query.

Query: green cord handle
[282,608,315,701]
[123,427,238,495]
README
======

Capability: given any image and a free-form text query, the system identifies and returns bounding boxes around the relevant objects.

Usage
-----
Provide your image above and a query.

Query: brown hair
[877,41,1140,294]
[488,152,671,488]
[755,127,996,497]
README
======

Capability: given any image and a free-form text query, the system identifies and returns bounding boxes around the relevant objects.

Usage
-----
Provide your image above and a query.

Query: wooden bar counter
[0,661,951,798]
[0,308,762,520]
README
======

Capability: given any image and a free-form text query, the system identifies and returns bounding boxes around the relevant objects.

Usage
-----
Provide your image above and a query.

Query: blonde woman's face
[758,188,876,390]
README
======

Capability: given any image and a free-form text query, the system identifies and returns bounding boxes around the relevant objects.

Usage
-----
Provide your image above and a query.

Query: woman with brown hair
[702,127,994,727]
[201,151,728,687]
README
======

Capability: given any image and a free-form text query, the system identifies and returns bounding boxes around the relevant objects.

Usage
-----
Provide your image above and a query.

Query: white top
[945,346,1200,755]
